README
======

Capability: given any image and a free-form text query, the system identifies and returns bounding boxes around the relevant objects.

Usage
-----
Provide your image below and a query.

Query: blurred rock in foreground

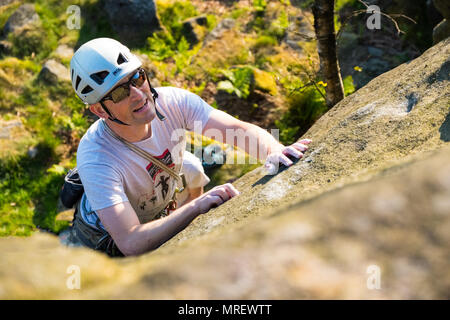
[0,38,449,299]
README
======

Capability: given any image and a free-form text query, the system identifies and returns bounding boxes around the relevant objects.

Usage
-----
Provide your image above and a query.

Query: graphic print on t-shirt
[155,175,171,199]
[138,191,154,211]
[145,149,175,181]
[144,148,176,202]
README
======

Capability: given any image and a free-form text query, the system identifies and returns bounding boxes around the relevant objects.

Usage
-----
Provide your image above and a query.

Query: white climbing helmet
[70,38,142,105]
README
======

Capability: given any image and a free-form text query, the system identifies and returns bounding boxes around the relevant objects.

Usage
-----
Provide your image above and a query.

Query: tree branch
[336,0,417,38]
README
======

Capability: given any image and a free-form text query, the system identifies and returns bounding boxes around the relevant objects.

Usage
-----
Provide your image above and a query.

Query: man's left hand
[264,139,312,175]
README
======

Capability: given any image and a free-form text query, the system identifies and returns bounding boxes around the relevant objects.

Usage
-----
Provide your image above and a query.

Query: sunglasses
[101,68,148,104]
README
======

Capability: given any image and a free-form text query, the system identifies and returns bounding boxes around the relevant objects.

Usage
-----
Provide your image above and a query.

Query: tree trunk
[312,0,345,108]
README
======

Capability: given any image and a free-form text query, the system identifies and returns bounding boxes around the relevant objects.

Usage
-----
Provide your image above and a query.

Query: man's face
[100,70,157,126]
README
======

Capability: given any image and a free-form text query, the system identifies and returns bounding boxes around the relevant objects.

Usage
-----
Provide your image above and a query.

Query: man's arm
[96,183,239,256]
[202,109,311,168]
[179,186,204,207]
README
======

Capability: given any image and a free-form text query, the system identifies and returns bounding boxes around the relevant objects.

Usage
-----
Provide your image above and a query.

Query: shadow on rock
[427,60,450,84]
[440,111,450,142]
[252,155,302,187]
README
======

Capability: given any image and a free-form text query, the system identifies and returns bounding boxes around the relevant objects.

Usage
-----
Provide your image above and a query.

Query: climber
[68,37,311,257]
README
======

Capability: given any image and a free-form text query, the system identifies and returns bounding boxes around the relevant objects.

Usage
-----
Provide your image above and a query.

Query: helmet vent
[81,85,93,94]
[75,76,81,91]
[117,53,127,65]
[90,71,109,85]
[71,69,74,82]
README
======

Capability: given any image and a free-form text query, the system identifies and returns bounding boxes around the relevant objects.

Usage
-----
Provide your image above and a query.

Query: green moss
[252,35,278,50]
[228,7,249,20]
[253,68,277,95]
[8,22,56,60]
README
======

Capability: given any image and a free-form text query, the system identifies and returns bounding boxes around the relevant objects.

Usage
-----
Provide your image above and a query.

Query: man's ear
[89,103,108,119]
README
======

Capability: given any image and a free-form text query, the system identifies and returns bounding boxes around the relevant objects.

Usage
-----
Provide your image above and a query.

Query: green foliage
[145,1,202,73]
[276,86,327,145]
[206,14,217,31]
[253,35,278,50]
[147,31,176,61]
[343,75,356,96]
[174,36,192,73]
[217,67,254,99]
[158,1,198,33]
[191,81,207,96]
[8,24,56,60]
[0,143,69,236]
[267,9,289,39]
[248,1,289,41]
[229,7,250,20]
[253,0,267,13]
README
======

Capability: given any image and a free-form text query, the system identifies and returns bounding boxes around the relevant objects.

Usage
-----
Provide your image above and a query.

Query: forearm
[203,110,283,162]
[123,201,199,255]
[228,122,283,161]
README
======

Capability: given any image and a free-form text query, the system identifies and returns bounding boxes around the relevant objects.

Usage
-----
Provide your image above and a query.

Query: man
[70,38,311,257]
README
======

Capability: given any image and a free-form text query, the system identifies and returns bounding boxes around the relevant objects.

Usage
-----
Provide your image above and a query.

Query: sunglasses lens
[104,69,147,103]
[111,86,129,103]
[132,70,146,87]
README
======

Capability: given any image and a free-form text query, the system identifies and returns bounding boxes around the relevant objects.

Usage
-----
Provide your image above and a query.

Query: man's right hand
[193,183,240,214]
[96,183,240,256]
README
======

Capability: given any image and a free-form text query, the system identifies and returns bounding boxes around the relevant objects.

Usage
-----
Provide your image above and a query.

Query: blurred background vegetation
[0,0,439,236]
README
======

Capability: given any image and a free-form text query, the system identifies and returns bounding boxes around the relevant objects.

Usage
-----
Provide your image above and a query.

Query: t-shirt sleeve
[78,162,129,211]
[181,152,210,189]
[176,88,215,131]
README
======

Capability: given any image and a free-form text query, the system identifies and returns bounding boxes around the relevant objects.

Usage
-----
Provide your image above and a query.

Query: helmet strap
[148,77,165,122]
[100,101,130,126]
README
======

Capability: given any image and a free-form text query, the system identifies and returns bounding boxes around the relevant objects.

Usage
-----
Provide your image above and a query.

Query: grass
[0,143,69,236]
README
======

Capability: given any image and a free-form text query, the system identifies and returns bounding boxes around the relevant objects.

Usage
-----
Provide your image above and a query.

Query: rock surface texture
[0,38,449,299]
[38,59,71,84]
[2,3,40,36]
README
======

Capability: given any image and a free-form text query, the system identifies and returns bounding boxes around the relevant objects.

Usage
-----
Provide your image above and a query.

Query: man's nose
[129,85,147,102]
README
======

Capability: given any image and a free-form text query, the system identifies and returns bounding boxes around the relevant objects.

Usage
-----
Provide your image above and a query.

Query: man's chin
[133,109,156,125]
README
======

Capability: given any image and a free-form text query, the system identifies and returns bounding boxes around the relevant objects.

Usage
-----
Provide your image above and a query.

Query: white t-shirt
[177,151,211,205]
[76,87,214,229]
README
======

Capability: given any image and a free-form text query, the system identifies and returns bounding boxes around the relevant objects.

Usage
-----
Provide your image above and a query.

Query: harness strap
[102,120,182,185]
